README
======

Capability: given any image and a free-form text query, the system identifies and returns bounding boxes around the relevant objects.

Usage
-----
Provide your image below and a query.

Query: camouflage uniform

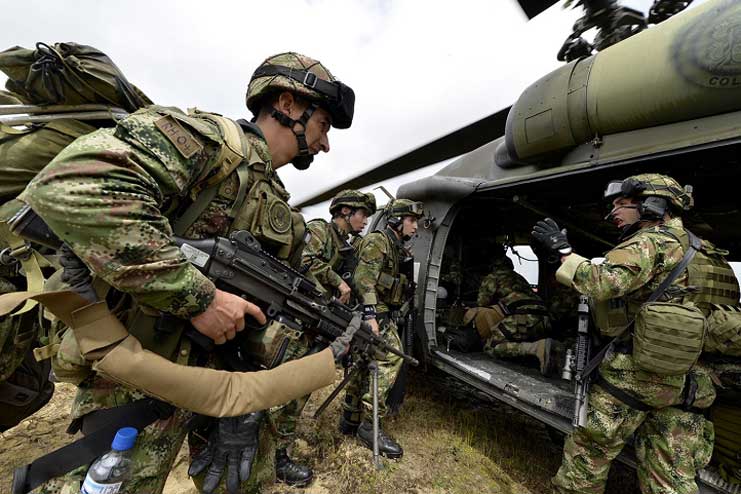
[552,217,718,494]
[343,229,409,423]
[475,258,551,360]
[302,219,353,295]
[22,105,300,493]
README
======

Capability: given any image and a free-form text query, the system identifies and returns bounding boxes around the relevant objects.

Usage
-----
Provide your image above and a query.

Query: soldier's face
[401,216,418,238]
[302,106,331,155]
[348,208,370,233]
[609,197,640,228]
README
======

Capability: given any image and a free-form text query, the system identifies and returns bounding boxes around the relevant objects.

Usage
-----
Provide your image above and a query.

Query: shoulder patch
[155,115,204,158]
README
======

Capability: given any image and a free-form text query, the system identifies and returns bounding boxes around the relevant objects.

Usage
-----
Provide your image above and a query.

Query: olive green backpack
[0,41,152,431]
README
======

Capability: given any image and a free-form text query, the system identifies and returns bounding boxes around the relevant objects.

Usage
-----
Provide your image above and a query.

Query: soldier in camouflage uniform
[19,52,356,494]
[302,189,377,299]
[450,248,554,374]
[266,190,377,486]
[340,198,424,459]
[533,174,739,494]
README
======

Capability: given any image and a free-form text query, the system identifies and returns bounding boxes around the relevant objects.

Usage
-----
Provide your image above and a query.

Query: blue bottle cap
[111,427,138,451]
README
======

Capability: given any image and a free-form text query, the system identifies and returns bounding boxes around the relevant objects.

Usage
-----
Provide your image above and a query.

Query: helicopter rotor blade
[294,105,511,209]
[515,0,561,19]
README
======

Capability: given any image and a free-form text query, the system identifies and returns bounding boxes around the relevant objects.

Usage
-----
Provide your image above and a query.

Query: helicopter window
[507,245,538,286]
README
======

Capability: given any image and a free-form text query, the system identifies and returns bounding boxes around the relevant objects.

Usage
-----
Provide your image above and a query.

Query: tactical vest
[47,107,307,375]
[304,218,357,293]
[366,230,409,308]
[594,225,739,336]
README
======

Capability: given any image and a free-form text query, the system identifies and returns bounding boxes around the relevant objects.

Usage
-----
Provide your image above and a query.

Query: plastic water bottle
[80,427,138,494]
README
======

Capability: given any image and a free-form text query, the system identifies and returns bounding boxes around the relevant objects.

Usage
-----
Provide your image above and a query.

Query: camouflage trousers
[342,318,403,424]
[483,314,549,360]
[552,385,715,494]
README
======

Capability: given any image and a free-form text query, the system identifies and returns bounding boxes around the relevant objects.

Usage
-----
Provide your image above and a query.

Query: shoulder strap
[580,229,701,380]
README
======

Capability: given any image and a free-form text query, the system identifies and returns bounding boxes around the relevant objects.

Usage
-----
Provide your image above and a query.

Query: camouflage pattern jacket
[353,228,410,314]
[556,217,716,408]
[302,219,353,294]
[22,105,301,320]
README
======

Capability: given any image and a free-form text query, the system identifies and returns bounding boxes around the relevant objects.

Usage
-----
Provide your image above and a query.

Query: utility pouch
[245,180,293,249]
[236,321,294,369]
[463,305,506,340]
[377,272,396,293]
[704,304,741,357]
[125,309,185,362]
[710,400,741,485]
[389,273,408,306]
[591,298,629,337]
[633,301,706,375]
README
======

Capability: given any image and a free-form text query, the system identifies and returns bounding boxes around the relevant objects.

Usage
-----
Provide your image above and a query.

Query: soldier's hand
[337,280,352,304]
[368,317,380,336]
[190,289,267,345]
[531,218,572,258]
[188,411,264,494]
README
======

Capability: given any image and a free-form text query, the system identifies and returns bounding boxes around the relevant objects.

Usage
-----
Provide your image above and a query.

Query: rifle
[173,231,418,369]
[386,255,417,413]
[573,295,591,428]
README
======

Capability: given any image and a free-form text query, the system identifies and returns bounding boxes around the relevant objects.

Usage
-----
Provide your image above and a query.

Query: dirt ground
[0,372,639,494]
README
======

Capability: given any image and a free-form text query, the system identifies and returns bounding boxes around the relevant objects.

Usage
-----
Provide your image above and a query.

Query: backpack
[0,41,152,430]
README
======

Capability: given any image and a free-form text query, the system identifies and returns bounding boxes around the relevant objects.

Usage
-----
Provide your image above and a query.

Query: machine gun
[173,231,418,369]
[573,295,592,428]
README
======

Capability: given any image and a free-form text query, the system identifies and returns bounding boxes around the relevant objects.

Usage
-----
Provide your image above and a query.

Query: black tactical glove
[59,243,98,303]
[329,312,363,362]
[188,411,265,494]
[531,218,573,259]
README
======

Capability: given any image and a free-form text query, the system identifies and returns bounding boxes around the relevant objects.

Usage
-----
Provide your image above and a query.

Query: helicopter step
[430,348,731,494]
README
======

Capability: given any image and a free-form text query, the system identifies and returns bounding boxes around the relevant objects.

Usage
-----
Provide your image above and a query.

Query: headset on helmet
[604,173,693,222]
[385,199,424,230]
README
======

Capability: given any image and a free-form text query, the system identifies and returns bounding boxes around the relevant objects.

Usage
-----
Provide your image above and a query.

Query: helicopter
[295,0,741,492]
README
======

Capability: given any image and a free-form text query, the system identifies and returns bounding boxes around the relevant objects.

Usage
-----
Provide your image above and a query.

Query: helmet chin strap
[270,103,318,170]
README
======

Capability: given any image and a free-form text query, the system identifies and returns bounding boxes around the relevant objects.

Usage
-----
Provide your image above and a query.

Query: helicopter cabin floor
[428,348,737,494]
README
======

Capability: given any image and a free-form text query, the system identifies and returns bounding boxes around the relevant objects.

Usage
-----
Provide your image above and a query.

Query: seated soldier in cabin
[447,245,554,375]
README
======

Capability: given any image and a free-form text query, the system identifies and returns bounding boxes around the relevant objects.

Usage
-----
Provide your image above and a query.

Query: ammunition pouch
[378,272,407,306]
[236,320,295,369]
[704,304,741,357]
[633,301,706,376]
[592,298,629,337]
[233,179,294,258]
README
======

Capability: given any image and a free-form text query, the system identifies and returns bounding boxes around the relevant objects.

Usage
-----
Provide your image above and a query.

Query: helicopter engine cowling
[496,0,741,167]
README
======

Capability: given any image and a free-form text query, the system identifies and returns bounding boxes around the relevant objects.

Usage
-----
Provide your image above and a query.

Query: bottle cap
[111,427,138,451]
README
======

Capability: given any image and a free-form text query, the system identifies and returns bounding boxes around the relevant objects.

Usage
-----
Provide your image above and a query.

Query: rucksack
[0,41,152,430]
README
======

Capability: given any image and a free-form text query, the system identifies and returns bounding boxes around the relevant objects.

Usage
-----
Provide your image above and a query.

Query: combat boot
[357,420,403,459]
[275,448,313,487]
[492,338,554,376]
[532,338,554,376]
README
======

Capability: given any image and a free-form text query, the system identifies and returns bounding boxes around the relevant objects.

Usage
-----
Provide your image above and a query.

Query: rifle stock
[573,295,591,428]
[174,231,418,367]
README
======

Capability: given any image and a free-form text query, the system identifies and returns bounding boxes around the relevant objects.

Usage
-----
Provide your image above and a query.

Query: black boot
[356,420,403,459]
[275,448,313,487]
[339,415,359,435]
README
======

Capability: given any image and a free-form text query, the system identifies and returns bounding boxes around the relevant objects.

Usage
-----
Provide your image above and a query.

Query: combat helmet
[604,173,693,221]
[386,199,424,228]
[246,52,354,171]
[247,52,355,129]
[329,189,377,215]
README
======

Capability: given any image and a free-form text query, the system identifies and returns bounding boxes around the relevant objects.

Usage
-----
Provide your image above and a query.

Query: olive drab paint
[497,0,741,165]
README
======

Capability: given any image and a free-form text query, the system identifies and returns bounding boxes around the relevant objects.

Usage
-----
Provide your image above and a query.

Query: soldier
[266,190,377,487]
[340,198,424,458]
[449,248,554,375]
[18,52,357,494]
[532,174,739,494]
[302,189,377,299]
